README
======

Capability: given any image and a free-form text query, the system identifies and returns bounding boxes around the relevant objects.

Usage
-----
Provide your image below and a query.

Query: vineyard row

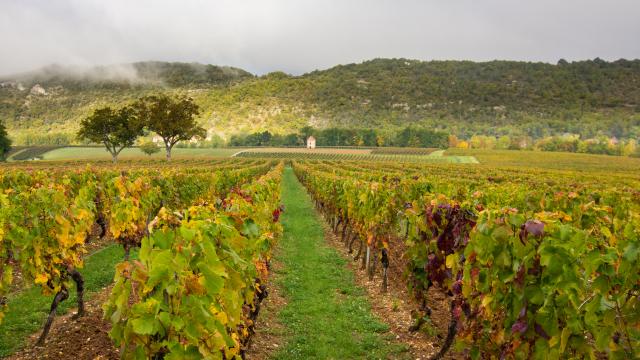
[293,160,639,359]
[0,160,284,358]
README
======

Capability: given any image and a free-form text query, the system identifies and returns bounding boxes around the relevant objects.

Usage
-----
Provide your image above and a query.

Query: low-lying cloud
[1,0,639,76]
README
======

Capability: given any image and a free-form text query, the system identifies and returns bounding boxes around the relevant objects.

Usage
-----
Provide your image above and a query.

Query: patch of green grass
[39,147,240,161]
[0,244,129,356]
[427,149,478,163]
[271,168,408,359]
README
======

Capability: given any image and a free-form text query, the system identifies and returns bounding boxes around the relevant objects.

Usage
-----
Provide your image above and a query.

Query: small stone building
[306,136,316,149]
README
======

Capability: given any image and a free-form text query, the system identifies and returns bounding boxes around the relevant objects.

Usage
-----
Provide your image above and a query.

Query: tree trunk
[93,193,107,240]
[36,287,69,346]
[70,269,85,319]
[111,153,118,163]
[96,213,107,239]
[124,243,131,261]
[369,248,377,280]
[354,238,363,261]
[348,233,357,254]
[166,145,172,161]
[429,301,458,360]
[382,267,388,292]
[381,248,389,292]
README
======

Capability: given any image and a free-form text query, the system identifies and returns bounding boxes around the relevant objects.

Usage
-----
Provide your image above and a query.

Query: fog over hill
[0,62,253,88]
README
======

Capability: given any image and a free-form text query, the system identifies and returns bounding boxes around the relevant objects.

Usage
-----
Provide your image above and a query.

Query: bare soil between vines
[7,285,118,360]
[244,250,288,359]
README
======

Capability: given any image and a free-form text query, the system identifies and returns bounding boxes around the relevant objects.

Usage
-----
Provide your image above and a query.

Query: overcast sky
[1,0,639,76]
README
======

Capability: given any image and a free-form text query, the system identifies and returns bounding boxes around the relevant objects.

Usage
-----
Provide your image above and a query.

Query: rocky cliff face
[29,84,47,96]
[0,81,25,91]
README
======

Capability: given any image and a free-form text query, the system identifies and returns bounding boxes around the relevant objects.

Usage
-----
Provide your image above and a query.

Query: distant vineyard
[293,160,640,359]
[370,147,438,155]
[236,150,478,163]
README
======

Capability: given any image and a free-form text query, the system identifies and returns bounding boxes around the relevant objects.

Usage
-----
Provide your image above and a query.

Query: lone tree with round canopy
[135,94,205,161]
[139,141,161,156]
[78,106,144,163]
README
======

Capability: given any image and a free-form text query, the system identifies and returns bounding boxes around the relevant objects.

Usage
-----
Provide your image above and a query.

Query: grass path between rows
[269,167,408,359]
[0,244,127,356]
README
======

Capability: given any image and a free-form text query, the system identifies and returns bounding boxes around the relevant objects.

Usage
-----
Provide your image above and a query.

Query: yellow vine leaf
[35,273,48,285]
[481,295,493,308]
[446,254,457,269]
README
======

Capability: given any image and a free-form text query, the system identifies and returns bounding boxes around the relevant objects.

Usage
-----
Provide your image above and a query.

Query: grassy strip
[271,167,408,359]
[0,244,126,356]
[40,147,239,160]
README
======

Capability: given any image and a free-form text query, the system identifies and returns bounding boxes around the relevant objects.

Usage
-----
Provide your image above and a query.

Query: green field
[36,147,242,160]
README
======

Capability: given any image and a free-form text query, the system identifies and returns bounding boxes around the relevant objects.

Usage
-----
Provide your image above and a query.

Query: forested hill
[1,58,639,145]
[304,58,640,114]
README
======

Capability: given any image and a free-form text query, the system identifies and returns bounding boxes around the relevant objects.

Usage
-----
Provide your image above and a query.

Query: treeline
[10,132,74,146]
[227,127,639,156]
[305,58,640,113]
[450,134,640,156]
[228,126,449,148]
